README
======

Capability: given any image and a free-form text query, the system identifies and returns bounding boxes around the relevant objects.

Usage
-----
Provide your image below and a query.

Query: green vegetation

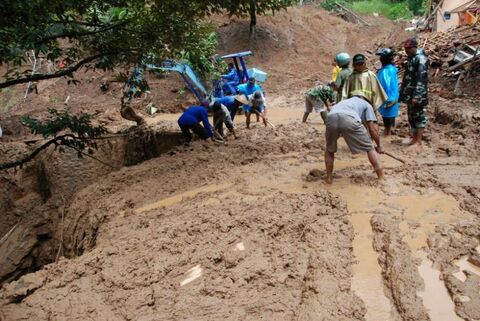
[350,0,413,19]
[320,0,426,20]
[219,0,296,36]
[0,109,107,170]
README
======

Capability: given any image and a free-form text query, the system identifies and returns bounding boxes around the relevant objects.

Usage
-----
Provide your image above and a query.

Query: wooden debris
[333,2,371,26]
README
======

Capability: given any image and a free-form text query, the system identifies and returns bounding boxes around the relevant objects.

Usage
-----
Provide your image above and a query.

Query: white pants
[305,96,325,113]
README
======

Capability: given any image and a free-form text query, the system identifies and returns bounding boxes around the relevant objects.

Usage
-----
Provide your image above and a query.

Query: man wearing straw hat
[235,91,269,128]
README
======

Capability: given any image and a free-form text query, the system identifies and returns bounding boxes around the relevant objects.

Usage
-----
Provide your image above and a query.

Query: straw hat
[234,94,249,105]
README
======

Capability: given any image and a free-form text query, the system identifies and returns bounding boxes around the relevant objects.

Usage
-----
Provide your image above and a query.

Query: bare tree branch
[35,21,129,45]
[0,134,76,170]
[0,52,121,89]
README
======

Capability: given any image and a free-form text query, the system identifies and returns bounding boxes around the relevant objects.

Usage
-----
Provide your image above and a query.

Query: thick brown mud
[1,94,479,321]
[1,5,480,320]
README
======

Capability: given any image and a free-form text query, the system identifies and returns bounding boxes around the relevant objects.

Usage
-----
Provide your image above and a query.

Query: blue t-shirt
[222,68,239,82]
[377,64,399,118]
[237,83,263,97]
[178,106,213,137]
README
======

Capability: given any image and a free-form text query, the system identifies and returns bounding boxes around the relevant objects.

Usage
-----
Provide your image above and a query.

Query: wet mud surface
[2,6,480,321]
[1,96,480,320]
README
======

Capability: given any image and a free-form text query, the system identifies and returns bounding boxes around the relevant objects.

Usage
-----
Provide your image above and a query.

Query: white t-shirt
[329,96,377,123]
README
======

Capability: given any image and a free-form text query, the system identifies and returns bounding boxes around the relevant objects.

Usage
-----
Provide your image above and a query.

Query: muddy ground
[1,5,480,321]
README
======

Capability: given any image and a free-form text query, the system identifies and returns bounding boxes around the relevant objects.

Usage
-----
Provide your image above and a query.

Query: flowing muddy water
[148,105,473,319]
[453,248,480,282]
[419,260,464,321]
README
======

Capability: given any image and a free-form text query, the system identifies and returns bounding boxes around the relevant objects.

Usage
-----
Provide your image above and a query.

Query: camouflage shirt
[400,49,429,106]
[307,85,335,104]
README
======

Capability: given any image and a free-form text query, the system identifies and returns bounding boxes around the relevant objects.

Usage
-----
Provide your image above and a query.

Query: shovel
[251,109,275,129]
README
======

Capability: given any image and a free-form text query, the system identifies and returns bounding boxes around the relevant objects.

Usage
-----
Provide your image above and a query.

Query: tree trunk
[249,0,257,40]
[120,69,146,126]
[120,100,145,126]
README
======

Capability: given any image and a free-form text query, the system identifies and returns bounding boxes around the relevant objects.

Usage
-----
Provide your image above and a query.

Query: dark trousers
[382,116,396,128]
[179,123,208,143]
[213,116,234,137]
[229,105,239,121]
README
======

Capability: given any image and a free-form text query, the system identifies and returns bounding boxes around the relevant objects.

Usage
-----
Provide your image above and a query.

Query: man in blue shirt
[177,102,214,144]
[376,48,399,137]
[221,63,240,95]
[237,77,265,128]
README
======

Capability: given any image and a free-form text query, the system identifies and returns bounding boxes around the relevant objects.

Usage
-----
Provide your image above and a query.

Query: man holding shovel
[324,94,384,184]
[211,101,238,140]
[236,91,271,129]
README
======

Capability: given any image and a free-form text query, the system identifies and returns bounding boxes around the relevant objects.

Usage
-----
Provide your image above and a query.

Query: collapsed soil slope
[2,4,480,321]
[0,5,406,284]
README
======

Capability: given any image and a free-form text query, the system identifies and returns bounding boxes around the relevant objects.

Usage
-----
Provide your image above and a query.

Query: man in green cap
[341,53,387,109]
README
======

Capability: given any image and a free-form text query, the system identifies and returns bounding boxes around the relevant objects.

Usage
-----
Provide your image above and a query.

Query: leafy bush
[180,25,218,78]
[349,0,413,19]
[21,108,107,155]
[320,0,348,11]
[321,0,419,20]
[1,109,108,170]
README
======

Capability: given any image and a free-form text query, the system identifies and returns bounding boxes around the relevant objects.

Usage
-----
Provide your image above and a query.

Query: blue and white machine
[146,51,268,102]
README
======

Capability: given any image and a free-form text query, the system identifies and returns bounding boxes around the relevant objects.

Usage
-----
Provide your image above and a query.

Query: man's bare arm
[367,121,384,153]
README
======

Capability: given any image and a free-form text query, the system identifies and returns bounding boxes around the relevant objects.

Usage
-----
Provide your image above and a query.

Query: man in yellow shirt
[331,58,341,82]
[341,54,387,110]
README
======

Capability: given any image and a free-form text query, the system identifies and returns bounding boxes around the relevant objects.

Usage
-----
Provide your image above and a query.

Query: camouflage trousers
[407,103,427,132]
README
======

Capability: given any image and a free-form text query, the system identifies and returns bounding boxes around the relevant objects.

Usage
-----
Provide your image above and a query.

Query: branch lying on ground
[0,134,79,170]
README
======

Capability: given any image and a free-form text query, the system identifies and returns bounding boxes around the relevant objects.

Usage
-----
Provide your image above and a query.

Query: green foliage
[21,108,107,153]
[179,27,219,78]
[405,0,425,15]
[219,0,296,17]
[0,0,226,89]
[349,0,413,19]
[321,0,424,19]
[320,0,348,11]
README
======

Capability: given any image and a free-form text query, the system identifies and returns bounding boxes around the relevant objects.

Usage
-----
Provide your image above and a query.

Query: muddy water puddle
[292,140,471,321]
[419,259,464,321]
[135,183,232,213]
[453,251,480,282]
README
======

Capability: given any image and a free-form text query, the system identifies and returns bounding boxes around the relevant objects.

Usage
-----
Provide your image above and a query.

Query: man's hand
[386,100,396,108]
[376,146,385,154]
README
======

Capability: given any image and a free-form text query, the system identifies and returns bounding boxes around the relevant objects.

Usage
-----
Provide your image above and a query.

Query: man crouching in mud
[325,94,384,184]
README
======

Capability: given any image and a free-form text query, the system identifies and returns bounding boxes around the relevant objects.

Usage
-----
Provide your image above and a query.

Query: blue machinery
[145,51,266,102]
[147,60,208,102]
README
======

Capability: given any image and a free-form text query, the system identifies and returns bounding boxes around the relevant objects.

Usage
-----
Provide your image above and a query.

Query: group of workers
[177,37,429,184]
[177,64,269,144]
[303,37,429,183]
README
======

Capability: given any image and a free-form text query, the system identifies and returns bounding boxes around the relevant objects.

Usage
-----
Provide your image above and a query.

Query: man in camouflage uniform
[302,83,335,124]
[399,38,429,146]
